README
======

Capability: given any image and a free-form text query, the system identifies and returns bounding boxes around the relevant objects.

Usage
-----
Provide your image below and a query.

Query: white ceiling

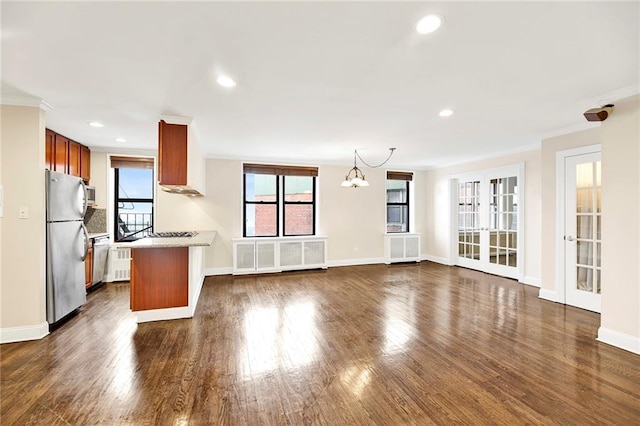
[2,2,638,169]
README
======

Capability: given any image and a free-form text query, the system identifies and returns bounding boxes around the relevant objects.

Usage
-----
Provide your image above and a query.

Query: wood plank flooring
[2,262,639,424]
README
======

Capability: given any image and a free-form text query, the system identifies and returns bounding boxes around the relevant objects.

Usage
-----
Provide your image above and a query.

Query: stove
[147,231,198,238]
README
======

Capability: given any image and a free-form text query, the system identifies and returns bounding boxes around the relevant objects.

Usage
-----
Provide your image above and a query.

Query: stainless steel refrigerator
[46,170,89,324]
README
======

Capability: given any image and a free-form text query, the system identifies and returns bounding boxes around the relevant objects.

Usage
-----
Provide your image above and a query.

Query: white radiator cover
[384,233,421,264]
[105,245,131,282]
[232,236,328,275]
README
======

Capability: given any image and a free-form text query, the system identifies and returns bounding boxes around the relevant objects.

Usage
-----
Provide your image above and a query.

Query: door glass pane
[576,215,593,239]
[577,267,593,291]
[597,270,601,294]
[577,241,593,266]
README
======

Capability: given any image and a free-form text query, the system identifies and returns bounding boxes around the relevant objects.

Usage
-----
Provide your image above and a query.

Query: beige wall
[600,95,640,341]
[156,161,408,269]
[0,105,47,331]
[155,159,242,270]
[539,127,601,294]
[89,151,108,208]
[422,149,542,283]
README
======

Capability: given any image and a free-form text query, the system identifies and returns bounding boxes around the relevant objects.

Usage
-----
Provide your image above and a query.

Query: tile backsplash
[84,207,107,233]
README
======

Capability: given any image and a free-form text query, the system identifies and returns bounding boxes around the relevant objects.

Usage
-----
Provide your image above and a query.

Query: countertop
[122,231,216,249]
[88,232,109,240]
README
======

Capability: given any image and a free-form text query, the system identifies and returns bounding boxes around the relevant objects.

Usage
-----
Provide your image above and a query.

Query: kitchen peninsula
[125,231,215,323]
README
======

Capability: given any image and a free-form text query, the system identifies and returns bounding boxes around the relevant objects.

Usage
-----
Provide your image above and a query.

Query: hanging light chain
[355,148,396,168]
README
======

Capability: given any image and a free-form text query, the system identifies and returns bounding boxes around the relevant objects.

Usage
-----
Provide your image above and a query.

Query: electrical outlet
[19,206,29,219]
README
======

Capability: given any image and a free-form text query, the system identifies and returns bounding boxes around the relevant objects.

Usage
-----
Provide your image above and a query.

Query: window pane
[245,174,277,202]
[117,202,153,240]
[386,180,407,203]
[284,176,313,202]
[284,204,314,235]
[387,205,408,232]
[245,204,277,237]
[118,168,154,198]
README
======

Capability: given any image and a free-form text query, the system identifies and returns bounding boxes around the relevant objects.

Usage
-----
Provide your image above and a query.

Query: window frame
[243,173,280,238]
[113,167,154,241]
[283,175,316,237]
[386,172,412,233]
[242,164,318,238]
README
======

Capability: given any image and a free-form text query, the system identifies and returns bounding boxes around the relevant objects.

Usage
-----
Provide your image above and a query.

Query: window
[111,156,154,241]
[243,164,317,237]
[386,171,412,233]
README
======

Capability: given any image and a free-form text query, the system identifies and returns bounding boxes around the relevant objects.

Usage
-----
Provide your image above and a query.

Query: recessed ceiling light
[439,109,454,117]
[416,15,443,34]
[88,121,104,128]
[115,137,127,143]
[217,76,236,88]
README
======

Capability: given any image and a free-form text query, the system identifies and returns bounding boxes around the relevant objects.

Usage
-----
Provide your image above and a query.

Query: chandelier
[341,148,396,188]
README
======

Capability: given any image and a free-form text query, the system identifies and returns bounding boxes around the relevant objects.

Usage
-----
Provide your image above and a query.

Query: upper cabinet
[54,133,69,174]
[68,140,81,177]
[45,129,91,183]
[158,118,205,195]
[80,145,90,182]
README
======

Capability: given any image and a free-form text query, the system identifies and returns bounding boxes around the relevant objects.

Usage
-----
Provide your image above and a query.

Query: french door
[454,164,523,279]
[564,152,601,312]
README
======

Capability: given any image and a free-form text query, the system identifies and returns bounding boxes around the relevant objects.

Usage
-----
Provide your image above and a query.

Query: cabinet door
[85,243,93,289]
[45,129,55,170]
[158,120,187,185]
[68,141,81,177]
[54,134,69,173]
[80,145,91,182]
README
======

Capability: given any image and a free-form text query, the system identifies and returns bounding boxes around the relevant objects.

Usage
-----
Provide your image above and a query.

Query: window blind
[387,171,413,181]
[110,156,154,170]
[243,163,318,177]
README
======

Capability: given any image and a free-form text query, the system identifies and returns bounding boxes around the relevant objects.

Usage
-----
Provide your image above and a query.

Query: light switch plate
[19,206,28,219]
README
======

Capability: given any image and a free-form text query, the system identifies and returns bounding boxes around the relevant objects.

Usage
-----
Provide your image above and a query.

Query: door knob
[565,235,576,242]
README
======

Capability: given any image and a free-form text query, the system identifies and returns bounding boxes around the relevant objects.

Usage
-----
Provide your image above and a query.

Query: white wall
[539,127,601,295]
[0,105,48,341]
[89,151,108,208]
[156,161,410,270]
[422,149,542,284]
[599,95,640,353]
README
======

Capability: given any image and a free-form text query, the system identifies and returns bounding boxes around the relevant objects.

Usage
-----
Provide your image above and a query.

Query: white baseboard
[135,306,195,323]
[597,327,640,355]
[0,321,49,344]
[520,276,541,287]
[205,267,233,276]
[327,257,385,268]
[421,255,454,266]
[538,288,560,303]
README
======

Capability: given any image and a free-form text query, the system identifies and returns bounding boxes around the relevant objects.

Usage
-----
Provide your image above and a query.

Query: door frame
[449,163,525,281]
[554,144,601,305]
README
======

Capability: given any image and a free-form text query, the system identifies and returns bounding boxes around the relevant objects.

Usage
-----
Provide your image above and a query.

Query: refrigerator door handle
[80,180,89,217]
[81,223,90,261]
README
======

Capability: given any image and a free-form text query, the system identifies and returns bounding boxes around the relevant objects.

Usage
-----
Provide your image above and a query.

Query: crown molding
[160,115,193,125]
[591,85,640,106]
[536,121,601,141]
[0,95,53,111]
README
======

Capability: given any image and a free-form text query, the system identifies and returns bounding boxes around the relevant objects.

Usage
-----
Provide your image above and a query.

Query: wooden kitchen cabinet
[68,140,81,178]
[54,134,69,174]
[80,145,91,182]
[85,240,94,289]
[158,120,188,186]
[157,119,205,195]
[45,129,91,182]
[45,129,55,170]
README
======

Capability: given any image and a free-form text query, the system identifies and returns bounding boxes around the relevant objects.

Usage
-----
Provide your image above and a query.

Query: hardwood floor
[2,262,639,424]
